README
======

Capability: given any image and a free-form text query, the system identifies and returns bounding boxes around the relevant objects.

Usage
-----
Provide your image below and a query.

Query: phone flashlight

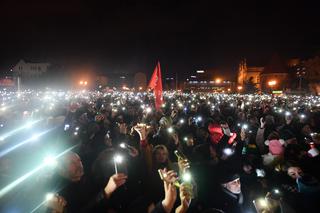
[242,124,248,130]
[167,127,174,134]
[45,193,55,201]
[223,148,234,156]
[182,172,192,182]
[64,124,70,131]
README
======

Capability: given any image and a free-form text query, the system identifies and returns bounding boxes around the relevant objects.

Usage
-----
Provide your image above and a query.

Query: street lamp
[268,80,277,93]
[79,80,88,86]
[237,86,243,93]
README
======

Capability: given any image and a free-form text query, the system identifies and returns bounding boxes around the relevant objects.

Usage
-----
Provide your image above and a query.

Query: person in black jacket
[47,152,128,213]
[214,170,246,213]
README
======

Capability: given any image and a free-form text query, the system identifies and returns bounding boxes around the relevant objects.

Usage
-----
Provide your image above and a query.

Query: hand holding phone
[158,168,180,187]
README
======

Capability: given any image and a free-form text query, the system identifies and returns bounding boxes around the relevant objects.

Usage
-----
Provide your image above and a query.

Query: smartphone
[174,150,188,160]
[158,169,180,188]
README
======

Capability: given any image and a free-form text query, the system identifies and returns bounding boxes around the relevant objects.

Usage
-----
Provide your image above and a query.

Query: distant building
[260,54,289,92]
[12,59,50,77]
[237,59,263,90]
[237,54,293,93]
[0,77,14,87]
[184,70,234,92]
[133,72,147,90]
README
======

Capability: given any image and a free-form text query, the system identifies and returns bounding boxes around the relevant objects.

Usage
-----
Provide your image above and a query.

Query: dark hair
[267,131,280,140]
[282,160,301,173]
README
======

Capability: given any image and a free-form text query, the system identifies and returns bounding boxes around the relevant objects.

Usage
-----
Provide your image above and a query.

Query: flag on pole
[148,62,163,110]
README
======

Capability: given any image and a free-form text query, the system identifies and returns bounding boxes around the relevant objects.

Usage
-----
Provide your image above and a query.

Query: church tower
[237,58,247,86]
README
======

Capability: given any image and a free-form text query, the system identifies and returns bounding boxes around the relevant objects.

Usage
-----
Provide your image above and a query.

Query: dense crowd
[0,90,320,213]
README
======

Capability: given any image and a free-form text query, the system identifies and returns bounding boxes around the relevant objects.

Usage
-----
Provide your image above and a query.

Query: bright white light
[45,193,54,201]
[223,148,233,156]
[146,107,152,113]
[184,137,188,141]
[74,132,78,136]
[258,198,268,208]
[182,172,192,182]
[196,116,202,122]
[242,124,248,129]
[114,155,123,163]
[256,169,266,177]
[167,127,174,133]
[119,143,126,149]
[0,144,78,199]
[300,114,306,119]
[75,127,80,131]
[285,111,291,116]
[64,124,70,131]
[43,156,57,167]
[26,122,33,129]
[180,119,185,124]
[31,133,40,141]
[274,189,280,194]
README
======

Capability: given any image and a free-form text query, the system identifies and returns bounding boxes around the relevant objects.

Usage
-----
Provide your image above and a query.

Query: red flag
[148,62,163,110]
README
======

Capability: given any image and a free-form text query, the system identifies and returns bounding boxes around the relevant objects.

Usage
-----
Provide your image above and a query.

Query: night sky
[0,0,319,79]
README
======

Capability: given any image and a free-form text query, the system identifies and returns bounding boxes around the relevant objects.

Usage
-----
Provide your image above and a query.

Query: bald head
[58,152,84,182]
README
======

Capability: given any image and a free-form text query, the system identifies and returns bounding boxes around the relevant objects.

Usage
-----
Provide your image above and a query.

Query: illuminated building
[12,59,50,78]
[184,70,234,92]
[237,59,263,90]
[237,54,293,93]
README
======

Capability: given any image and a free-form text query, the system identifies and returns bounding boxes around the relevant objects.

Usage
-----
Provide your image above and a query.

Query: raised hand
[46,195,67,213]
[260,117,266,128]
[134,123,151,140]
[178,159,190,173]
[160,169,178,213]
[104,173,128,199]
[176,183,192,213]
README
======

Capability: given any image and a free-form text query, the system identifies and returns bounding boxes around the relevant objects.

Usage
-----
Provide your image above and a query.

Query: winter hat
[208,123,223,135]
[218,167,240,184]
[265,139,285,155]
[208,123,223,144]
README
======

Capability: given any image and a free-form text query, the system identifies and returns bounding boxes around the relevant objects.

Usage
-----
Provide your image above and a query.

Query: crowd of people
[0,90,320,213]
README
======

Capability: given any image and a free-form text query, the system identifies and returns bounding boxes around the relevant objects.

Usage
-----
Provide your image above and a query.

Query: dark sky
[0,0,319,79]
